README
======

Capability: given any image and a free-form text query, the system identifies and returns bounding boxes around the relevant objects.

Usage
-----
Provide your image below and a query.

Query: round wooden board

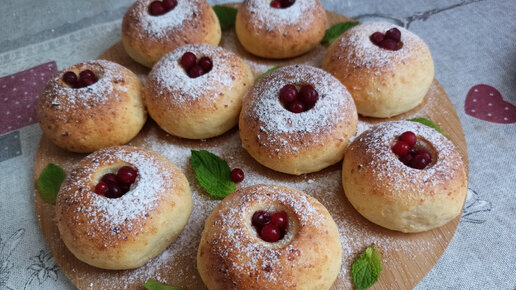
[34,5,468,290]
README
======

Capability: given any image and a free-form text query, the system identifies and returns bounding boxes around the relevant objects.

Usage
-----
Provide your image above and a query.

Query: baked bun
[56,146,192,269]
[37,60,146,153]
[342,121,467,233]
[197,184,342,289]
[239,65,358,175]
[122,0,221,68]
[322,22,434,118]
[235,0,327,59]
[144,43,253,139]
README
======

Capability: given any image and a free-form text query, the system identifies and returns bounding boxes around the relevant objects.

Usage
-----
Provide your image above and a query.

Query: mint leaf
[213,5,238,30]
[191,150,236,199]
[143,280,184,290]
[321,21,359,45]
[408,117,445,136]
[351,245,382,290]
[256,66,281,82]
[36,163,66,205]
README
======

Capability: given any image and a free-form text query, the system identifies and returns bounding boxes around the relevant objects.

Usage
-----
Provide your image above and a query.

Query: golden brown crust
[197,184,342,289]
[56,146,192,269]
[342,121,467,233]
[37,60,146,153]
[239,65,357,175]
[235,0,327,59]
[121,0,221,68]
[322,22,434,118]
[144,44,254,139]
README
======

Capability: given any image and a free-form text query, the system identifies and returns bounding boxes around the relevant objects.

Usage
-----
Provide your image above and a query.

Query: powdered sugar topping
[339,22,424,68]
[243,0,316,31]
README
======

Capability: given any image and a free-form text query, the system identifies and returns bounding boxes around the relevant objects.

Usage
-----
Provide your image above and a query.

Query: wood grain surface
[33,5,468,290]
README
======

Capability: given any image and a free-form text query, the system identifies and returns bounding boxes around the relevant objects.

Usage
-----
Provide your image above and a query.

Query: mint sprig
[256,66,281,81]
[351,245,382,290]
[213,5,238,30]
[143,280,184,290]
[321,21,359,45]
[408,117,445,136]
[36,163,66,205]
[191,150,236,199]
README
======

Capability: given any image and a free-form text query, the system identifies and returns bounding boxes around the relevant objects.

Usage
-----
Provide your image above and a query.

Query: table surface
[0,0,515,289]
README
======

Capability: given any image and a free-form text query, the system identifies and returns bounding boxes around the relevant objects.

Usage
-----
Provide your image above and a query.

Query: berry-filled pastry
[235,0,327,59]
[197,184,342,290]
[37,60,146,153]
[342,121,467,233]
[56,146,192,269]
[122,0,221,68]
[322,22,434,118]
[144,43,253,139]
[239,65,357,175]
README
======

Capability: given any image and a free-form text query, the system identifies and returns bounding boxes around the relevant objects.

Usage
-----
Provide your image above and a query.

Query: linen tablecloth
[1,0,515,289]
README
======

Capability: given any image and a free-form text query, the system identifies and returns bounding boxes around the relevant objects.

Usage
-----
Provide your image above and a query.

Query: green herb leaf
[351,245,382,290]
[321,21,360,45]
[256,66,281,81]
[36,163,66,205]
[213,5,238,30]
[143,280,184,290]
[408,117,445,136]
[191,150,236,199]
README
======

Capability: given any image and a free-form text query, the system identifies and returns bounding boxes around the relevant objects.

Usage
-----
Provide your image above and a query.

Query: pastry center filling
[252,210,288,243]
[270,0,295,9]
[149,0,178,16]
[62,70,98,88]
[279,84,319,113]
[392,131,434,169]
[94,166,139,198]
[369,28,403,51]
[180,51,213,78]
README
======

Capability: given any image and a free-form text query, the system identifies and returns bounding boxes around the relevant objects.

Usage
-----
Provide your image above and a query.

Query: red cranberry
[409,147,417,156]
[298,85,318,108]
[412,154,430,169]
[188,64,205,78]
[104,184,123,198]
[270,0,281,8]
[270,211,288,230]
[79,69,95,80]
[385,28,401,42]
[415,150,432,163]
[149,1,166,15]
[369,32,384,45]
[280,0,295,8]
[180,52,196,70]
[260,224,281,242]
[399,153,413,165]
[94,182,108,195]
[119,182,131,194]
[392,141,410,156]
[279,84,298,105]
[62,71,78,86]
[379,39,398,51]
[230,168,244,183]
[162,0,177,11]
[101,173,118,186]
[252,210,270,229]
[289,100,305,113]
[399,131,417,147]
[117,166,138,184]
[198,56,213,72]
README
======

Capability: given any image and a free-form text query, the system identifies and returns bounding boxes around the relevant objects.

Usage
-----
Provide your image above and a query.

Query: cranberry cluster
[252,210,288,243]
[95,166,139,198]
[392,131,432,169]
[149,0,177,16]
[62,70,98,88]
[270,0,295,8]
[230,168,245,183]
[370,28,402,51]
[180,52,213,78]
[279,84,319,113]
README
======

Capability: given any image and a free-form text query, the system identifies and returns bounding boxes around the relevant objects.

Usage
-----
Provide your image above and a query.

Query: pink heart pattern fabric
[465,84,516,124]
[0,62,57,135]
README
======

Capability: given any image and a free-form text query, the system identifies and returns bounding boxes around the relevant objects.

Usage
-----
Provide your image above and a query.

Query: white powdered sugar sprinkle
[244,0,315,31]
[339,22,423,68]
